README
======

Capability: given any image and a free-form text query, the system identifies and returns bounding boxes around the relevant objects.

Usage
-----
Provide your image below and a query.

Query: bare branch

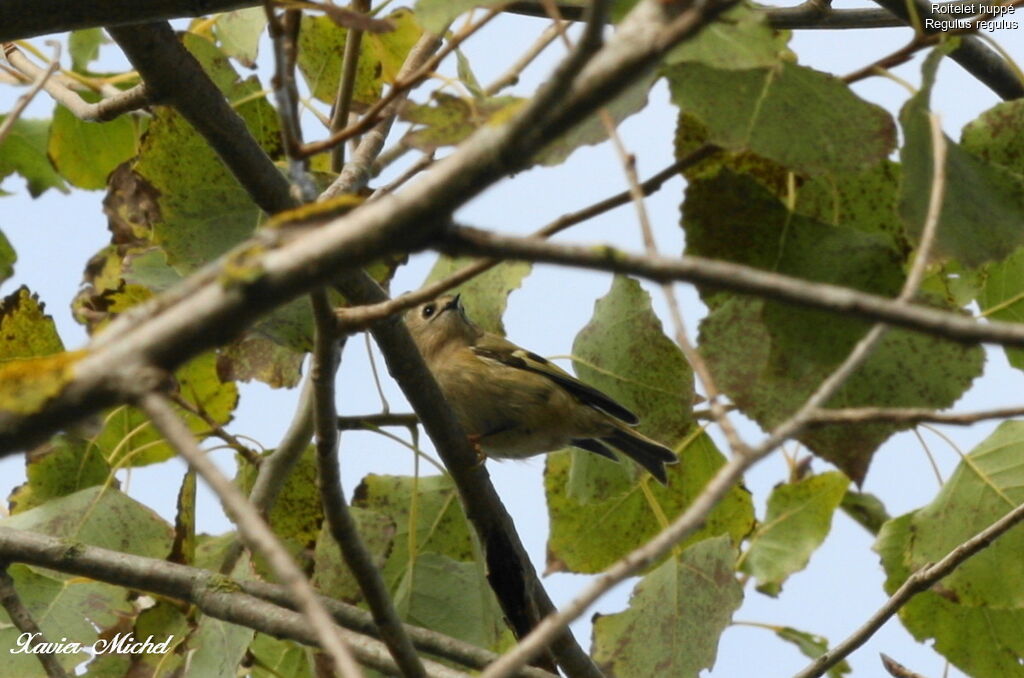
[880,654,929,678]
[3,43,148,122]
[0,42,60,144]
[311,290,428,678]
[337,412,420,430]
[794,494,1024,678]
[136,391,365,678]
[806,405,1024,426]
[439,225,1024,349]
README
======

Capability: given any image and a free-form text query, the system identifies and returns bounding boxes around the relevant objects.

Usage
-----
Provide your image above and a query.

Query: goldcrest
[405,294,678,483]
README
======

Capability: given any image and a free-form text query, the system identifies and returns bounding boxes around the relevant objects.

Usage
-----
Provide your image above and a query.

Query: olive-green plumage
[405,294,677,483]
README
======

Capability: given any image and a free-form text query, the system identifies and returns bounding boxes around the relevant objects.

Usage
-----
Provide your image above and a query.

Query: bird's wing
[471,334,639,425]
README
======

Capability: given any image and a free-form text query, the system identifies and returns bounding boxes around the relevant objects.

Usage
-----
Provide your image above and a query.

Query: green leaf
[900,45,1024,267]
[49,95,138,190]
[455,48,483,98]
[568,276,693,495]
[666,62,895,176]
[665,4,792,70]
[775,627,852,678]
[740,471,849,596]
[297,11,422,105]
[214,8,268,67]
[907,421,1024,608]
[877,513,1024,678]
[216,334,305,388]
[313,507,395,603]
[546,432,754,574]
[538,71,655,166]
[91,352,238,468]
[68,28,108,72]
[0,230,14,283]
[683,169,905,319]
[0,286,64,360]
[977,246,1024,370]
[961,98,1024,175]
[414,0,504,33]
[6,435,112,514]
[792,160,907,252]
[238,447,323,576]
[839,489,890,536]
[393,552,511,651]
[698,296,984,483]
[129,33,282,272]
[405,92,525,153]
[422,255,531,335]
[351,474,477,590]
[0,564,133,678]
[0,485,173,558]
[249,634,312,678]
[0,117,67,197]
[592,535,742,677]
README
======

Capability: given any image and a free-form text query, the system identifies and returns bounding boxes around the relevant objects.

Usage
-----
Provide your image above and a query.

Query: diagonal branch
[136,391,365,678]
[793,494,1024,678]
[311,290,428,678]
[438,226,1024,349]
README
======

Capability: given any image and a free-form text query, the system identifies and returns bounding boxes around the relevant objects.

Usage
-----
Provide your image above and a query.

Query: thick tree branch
[438,227,1024,348]
[107,22,295,215]
[0,0,254,42]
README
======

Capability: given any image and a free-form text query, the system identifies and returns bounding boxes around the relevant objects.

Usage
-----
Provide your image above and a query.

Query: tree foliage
[1,2,1023,678]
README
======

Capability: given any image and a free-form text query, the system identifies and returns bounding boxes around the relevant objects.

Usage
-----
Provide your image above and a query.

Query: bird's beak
[444,294,461,314]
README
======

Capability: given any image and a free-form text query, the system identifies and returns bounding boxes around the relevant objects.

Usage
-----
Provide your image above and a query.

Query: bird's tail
[604,427,677,485]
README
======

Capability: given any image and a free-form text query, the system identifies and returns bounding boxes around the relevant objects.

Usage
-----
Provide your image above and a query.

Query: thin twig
[136,391,365,678]
[166,392,262,466]
[337,412,420,430]
[302,9,500,160]
[483,22,562,95]
[0,41,60,144]
[805,404,1024,426]
[321,28,445,198]
[794,494,1024,678]
[601,112,746,455]
[311,289,427,678]
[3,42,149,123]
[0,565,71,678]
[329,0,370,170]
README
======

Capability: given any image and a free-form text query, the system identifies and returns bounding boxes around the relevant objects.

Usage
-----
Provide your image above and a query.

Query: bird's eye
[422,303,436,319]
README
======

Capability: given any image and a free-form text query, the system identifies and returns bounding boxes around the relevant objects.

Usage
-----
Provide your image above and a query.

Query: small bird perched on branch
[405,294,678,483]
